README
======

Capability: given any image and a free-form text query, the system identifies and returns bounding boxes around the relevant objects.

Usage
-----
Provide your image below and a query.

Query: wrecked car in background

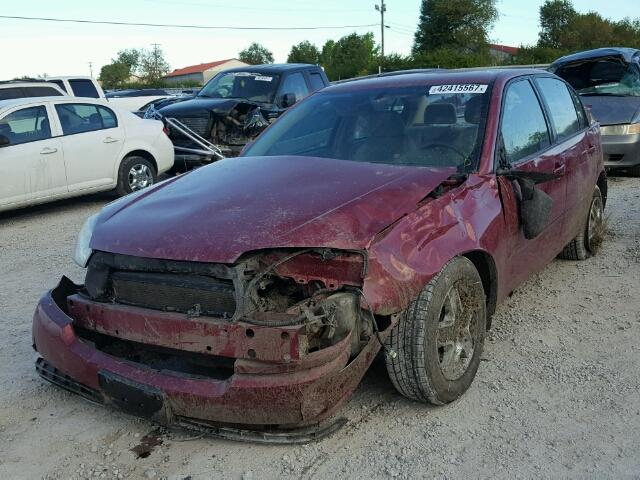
[146,63,329,172]
[551,47,640,175]
[33,69,607,442]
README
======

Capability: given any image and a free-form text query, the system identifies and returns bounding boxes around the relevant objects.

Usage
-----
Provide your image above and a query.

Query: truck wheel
[558,186,604,260]
[116,156,157,196]
[385,257,486,405]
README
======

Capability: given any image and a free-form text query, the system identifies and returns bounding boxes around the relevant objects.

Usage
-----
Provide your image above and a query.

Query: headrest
[424,103,456,125]
[464,96,484,124]
[0,123,11,136]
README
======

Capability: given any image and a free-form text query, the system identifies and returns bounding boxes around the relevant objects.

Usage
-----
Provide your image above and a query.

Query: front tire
[558,186,604,260]
[116,156,157,196]
[385,257,486,405]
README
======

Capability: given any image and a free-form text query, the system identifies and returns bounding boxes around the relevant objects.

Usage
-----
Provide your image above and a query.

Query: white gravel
[0,177,639,480]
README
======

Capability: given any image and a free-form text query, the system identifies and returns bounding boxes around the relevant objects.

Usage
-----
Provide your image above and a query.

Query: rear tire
[558,186,604,260]
[385,257,486,405]
[116,156,157,197]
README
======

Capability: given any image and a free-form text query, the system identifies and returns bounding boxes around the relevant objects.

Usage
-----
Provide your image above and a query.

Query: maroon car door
[534,76,599,240]
[497,78,568,291]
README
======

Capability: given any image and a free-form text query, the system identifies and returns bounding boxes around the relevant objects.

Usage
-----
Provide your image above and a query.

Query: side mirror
[281,92,297,108]
[0,134,9,147]
[497,169,560,240]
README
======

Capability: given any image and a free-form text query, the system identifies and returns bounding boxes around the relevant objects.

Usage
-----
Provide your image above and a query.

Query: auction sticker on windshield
[429,84,488,94]
[254,76,274,82]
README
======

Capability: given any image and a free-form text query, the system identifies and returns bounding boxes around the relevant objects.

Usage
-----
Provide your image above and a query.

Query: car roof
[0,96,107,110]
[222,63,319,74]
[0,81,63,88]
[324,68,547,93]
[550,47,640,68]
[47,75,95,80]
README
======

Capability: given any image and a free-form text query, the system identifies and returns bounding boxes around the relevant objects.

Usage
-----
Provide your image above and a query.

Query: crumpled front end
[33,248,388,439]
[154,101,271,166]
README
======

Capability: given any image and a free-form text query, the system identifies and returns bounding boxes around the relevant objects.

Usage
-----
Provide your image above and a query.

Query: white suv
[0,97,174,212]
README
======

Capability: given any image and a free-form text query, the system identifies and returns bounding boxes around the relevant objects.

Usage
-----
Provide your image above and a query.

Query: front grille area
[608,154,624,162]
[85,252,238,319]
[170,116,210,138]
[111,271,236,317]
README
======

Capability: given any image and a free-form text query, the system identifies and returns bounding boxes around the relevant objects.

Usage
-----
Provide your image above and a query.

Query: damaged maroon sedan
[33,69,607,442]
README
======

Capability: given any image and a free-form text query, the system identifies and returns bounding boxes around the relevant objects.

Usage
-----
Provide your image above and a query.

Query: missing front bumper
[32,278,384,440]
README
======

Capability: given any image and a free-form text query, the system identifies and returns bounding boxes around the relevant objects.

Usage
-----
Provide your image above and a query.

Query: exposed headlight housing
[601,123,640,136]
[73,214,99,267]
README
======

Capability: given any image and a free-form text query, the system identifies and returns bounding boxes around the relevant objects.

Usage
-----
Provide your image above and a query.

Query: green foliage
[531,0,640,60]
[139,45,171,84]
[239,43,275,65]
[413,0,498,55]
[287,41,321,64]
[98,62,131,89]
[99,47,170,88]
[322,33,379,80]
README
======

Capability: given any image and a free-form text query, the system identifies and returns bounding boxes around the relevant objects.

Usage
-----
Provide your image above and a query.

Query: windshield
[198,72,280,103]
[243,84,491,171]
[555,58,640,96]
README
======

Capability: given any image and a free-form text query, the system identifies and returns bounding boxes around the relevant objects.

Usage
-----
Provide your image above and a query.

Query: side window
[500,80,551,164]
[308,72,326,92]
[0,88,23,100]
[55,103,105,135]
[69,79,100,98]
[0,106,51,145]
[568,87,588,128]
[535,77,581,140]
[48,80,68,94]
[25,87,64,97]
[98,106,118,129]
[280,73,309,103]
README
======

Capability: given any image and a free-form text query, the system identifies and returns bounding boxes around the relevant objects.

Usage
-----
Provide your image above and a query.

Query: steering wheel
[421,143,468,166]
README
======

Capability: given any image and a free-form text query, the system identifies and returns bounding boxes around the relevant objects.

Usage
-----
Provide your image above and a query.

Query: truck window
[280,73,309,103]
[308,72,326,92]
[48,80,68,94]
[69,79,100,98]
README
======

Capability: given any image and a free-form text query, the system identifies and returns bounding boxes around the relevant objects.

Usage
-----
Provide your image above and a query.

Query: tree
[139,45,171,83]
[239,43,274,65]
[98,62,131,89]
[115,49,141,71]
[287,41,321,64]
[322,33,378,80]
[413,0,498,55]
[538,0,577,49]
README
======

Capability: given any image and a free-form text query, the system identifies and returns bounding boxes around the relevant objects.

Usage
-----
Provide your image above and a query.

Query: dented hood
[158,97,259,117]
[91,156,456,263]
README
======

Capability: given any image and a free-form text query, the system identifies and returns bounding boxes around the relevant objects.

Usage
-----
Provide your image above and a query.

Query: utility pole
[88,62,93,78]
[151,43,161,80]
[375,0,387,58]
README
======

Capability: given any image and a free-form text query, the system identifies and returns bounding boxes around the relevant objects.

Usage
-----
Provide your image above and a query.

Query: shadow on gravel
[0,191,115,223]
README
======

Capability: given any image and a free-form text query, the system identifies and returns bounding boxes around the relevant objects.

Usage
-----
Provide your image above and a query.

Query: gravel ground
[0,177,639,480]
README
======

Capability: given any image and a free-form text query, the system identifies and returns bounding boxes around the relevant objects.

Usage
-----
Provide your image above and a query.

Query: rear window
[69,79,100,98]
[555,58,640,97]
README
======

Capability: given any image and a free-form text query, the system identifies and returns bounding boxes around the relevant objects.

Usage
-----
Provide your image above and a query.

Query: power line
[0,15,378,31]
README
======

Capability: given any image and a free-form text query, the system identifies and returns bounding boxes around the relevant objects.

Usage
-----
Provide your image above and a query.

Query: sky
[0,0,636,79]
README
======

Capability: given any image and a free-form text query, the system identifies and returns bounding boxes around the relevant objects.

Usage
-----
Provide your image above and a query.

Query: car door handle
[103,137,120,143]
[40,147,58,155]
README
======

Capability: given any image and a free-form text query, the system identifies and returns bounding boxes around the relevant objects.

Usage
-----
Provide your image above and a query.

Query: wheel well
[597,170,608,209]
[463,251,498,329]
[124,150,157,173]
